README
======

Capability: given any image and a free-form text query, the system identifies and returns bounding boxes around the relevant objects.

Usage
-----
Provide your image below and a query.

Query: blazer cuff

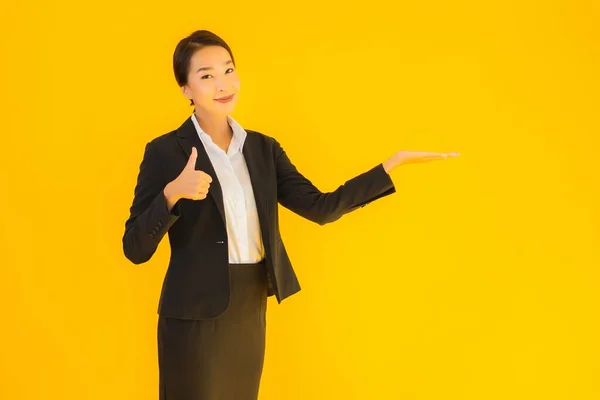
[147,191,181,240]
[375,163,395,191]
[357,163,397,208]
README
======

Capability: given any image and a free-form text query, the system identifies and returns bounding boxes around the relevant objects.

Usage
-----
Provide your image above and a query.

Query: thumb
[185,147,198,170]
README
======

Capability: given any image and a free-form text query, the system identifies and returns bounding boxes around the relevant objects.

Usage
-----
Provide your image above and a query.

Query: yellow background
[1,0,599,399]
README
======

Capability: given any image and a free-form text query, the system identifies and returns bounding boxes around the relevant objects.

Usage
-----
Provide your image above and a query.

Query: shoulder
[245,128,284,156]
[245,128,274,143]
[148,130,178,148]
[143,129,181,160]
[145,115,194,152]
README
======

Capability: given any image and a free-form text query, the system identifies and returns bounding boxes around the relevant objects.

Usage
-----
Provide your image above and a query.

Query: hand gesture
[396,150,460,165]
[383,150,460,173]
[165,147,213,203]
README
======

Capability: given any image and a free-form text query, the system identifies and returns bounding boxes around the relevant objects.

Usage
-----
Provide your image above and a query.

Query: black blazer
[122,116,396,319]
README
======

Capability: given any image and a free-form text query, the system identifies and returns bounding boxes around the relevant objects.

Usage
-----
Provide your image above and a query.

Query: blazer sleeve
[274,139,396,225]
[122,141,181,264]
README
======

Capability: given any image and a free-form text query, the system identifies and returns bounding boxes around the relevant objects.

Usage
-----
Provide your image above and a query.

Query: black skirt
[157,261,268,400]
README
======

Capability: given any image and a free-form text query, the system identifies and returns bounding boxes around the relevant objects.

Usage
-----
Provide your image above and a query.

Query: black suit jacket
[122,116,396,319]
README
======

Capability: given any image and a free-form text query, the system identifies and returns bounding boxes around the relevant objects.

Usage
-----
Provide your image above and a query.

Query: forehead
[189,46,232,68]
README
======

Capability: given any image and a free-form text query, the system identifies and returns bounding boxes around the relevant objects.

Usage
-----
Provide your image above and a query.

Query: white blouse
[191,112,265,264]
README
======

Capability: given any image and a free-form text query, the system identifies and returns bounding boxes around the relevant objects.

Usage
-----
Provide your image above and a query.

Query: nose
[215,77,229,92]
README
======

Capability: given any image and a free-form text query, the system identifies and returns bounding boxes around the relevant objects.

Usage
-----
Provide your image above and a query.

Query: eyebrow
[196,60,234,73]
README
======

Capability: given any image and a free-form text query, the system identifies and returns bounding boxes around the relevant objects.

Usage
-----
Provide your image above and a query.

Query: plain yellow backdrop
[1,0,599,399]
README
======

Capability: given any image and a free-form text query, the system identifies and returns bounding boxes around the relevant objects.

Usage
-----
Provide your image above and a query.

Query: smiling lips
[215,94,234,103]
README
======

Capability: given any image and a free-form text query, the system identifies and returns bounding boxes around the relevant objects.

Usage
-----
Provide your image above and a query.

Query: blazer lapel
[242,131,272,252]
[175,117,226,227]
[175,117,272,251]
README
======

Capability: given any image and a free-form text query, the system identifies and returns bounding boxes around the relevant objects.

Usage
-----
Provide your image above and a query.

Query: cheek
[229,74,241,91]
[192,81,214,100]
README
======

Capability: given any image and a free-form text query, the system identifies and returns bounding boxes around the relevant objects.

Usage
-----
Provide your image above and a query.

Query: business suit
[122,115,396,319]
[122,115,396,399]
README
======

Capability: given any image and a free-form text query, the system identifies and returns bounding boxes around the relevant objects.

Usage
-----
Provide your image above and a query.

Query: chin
[216,102,237,113]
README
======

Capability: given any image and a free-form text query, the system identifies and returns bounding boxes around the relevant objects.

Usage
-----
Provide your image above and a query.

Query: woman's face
[182,45,240,117]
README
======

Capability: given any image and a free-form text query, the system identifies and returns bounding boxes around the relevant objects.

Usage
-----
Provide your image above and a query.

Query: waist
[228,258,266,267]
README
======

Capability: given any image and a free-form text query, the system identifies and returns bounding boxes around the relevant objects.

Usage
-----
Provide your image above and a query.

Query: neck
[194,109,232,142]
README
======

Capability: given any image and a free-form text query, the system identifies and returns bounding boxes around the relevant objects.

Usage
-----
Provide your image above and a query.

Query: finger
[196,186,209,195]
[420,151,460,157]
[423,154,446,160]
[199,170,213,183]
[409,152,431,158]
[426,152,447,158]
[185,147,198,170]
[431,151,459,157]
[193,170,213,184]
[196,181,210,191]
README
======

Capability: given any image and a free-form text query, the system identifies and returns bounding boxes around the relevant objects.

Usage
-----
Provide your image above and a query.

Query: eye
[201,68,235,80]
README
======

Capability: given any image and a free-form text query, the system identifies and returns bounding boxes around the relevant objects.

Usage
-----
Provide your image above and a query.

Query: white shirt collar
[191,112,247,155]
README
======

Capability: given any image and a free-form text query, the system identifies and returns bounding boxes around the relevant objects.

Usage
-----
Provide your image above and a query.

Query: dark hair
[173,30,236,106]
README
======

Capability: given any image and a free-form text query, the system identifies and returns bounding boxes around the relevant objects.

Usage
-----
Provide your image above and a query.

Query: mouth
[215,94,235,102]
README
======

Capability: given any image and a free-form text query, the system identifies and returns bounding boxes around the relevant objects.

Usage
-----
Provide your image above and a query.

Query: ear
[181,85,192,101]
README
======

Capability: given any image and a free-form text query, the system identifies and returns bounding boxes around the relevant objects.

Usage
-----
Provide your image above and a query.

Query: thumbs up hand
[163,147,213,210]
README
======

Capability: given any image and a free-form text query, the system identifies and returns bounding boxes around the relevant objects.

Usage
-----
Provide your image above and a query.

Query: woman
[122,30,458,400]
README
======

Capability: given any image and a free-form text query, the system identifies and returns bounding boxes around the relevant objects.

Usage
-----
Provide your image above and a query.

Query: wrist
[163,182,180,207]
[382,157,397,174]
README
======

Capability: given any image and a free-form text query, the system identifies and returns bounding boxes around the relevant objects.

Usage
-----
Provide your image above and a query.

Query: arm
[274,139,396,225]
[122,141,181,264]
